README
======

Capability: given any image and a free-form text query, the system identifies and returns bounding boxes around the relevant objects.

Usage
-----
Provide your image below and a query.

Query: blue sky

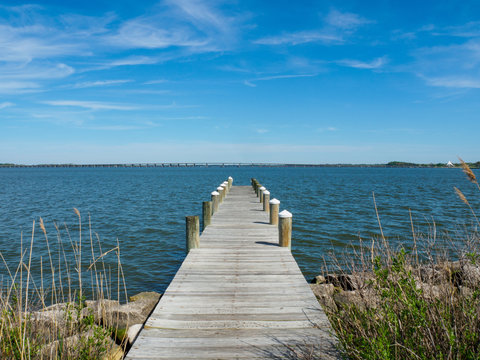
[0,0,479,164]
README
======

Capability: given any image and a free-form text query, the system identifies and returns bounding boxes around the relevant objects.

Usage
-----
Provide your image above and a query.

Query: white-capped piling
[263,190,270,212]
[228,176,233,190]
[259,186,266,203]
[186,215,200,252]
[211,191,220,214]
[217,186,225,203]
[278,210,292,249]
[203,201,212,229]
[222,181,229,194]
[269,198,280,225]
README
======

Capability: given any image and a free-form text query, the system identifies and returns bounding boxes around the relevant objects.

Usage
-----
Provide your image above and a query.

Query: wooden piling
[263,190,270,211]
[186,215,200,252]
[228,176,233,190]
[259,186,266,203]
[217,186,225,203]
[211,191,220,214]
[278,210,292,249]
[222,181,229,194]
[269,198,280,225]
[203,201,212,229]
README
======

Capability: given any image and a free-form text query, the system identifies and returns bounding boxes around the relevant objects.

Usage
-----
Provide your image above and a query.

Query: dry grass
[0,209,128,359]
[318,163,480,360]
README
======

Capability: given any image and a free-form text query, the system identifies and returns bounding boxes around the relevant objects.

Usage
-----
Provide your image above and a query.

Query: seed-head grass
[315,161,480,360]
[0,209,128,359]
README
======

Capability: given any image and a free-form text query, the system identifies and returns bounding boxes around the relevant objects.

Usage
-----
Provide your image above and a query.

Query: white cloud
[424,76,480,88]
[43,100,137,111]
[0,81,41,94]
[254,30,342,46]
[244,73,316,86]
[72,79,132,89]
[337,56,388,69]
[107,56,160,67]
[143,79,168,85]
[0,102,14,109]
[255,128,268,134]
[325,9,372,30]
[413,39,480,88]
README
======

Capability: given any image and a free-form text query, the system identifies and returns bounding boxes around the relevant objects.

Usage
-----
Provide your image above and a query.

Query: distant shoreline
[0,161,478,168]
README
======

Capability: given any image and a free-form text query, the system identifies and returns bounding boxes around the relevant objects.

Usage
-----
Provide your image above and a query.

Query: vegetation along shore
[309,159,480,359]
[0,159,479,359]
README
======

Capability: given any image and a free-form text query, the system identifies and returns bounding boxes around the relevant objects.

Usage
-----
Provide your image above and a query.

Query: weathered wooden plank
[126,185,338,359]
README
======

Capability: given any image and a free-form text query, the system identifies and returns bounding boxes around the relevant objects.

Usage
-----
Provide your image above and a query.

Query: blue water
[0,167,478,298]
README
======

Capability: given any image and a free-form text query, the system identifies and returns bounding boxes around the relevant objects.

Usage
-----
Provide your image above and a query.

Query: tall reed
[0,209,127,359]
[319,162,480,359]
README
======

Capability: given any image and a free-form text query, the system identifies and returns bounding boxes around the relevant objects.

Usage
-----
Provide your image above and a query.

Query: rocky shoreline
[31,291,162,359]
[310,259,480,313]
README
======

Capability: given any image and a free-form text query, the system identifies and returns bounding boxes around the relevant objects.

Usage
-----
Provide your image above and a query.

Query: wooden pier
[125,183,338,359]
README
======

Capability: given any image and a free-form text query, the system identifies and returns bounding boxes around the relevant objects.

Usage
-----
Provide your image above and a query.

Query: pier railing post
[222,181,229,195]
[186,215,200,252]
[211,191,220,214]
[278,210,292,249]
[259,186,265,202]
[228,176,233,190]
[203,201,212,229]
[263,191,270,211]
[217,186,224,203]
[256,183,261,197]
[269,198,280,225]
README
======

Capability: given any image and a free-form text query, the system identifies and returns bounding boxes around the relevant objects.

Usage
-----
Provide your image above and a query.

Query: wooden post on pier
[211,191,220,214]
[222,181,229,194]
[259,186,265,202]
[228,176,233,190]
[269,198,280,225]
[217,186,224,203]
[186,215,200,252]
[263,190,270,211]
[203,201,212,229]
[279,210,292,249]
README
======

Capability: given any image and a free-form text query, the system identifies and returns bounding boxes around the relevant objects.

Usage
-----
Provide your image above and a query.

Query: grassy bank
[316,159,480,359]
[0,210,128,359]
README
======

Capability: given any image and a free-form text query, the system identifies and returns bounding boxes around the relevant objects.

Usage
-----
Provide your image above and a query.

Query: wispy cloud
[424,76,480,88]
[244,73,316,87]
[143,79,169,85]
[0,81,41,94]
[318,126,338,132]
[325,9,372,30]
[0,102,14,109]
[72,79,132,89]
[108,0,242,52]
[412,39,480,88]
[254,9,372,47]
[337,56,388,69]
[43,100,137,110]
[254,30,342,46]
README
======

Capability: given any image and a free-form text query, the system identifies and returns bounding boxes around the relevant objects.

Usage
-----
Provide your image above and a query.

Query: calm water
[0,167,478,297]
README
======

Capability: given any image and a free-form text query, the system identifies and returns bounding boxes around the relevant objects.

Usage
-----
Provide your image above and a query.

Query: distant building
[447,161,454,167]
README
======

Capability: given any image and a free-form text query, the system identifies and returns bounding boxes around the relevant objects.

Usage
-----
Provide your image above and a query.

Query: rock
[31,302,80,338]
[325,273,373,291]
[415,282,455,300]
[462,263,480,287]
[41,325,121,359]
[129,291,162,319]
[84,299,145,328]
[333,288,379,311]
[311,275,326,284]
[127,323,143,345]
[310,284,337,311]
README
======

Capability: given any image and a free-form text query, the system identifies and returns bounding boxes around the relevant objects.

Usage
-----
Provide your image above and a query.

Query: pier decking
[126,185,338,359]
